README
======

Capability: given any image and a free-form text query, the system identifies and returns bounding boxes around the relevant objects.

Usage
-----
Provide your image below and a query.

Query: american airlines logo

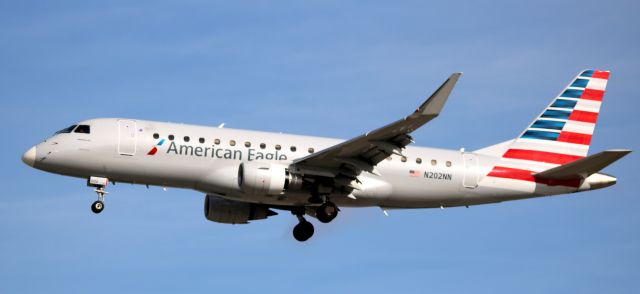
[147,139,288,161]
[147,139,165,155]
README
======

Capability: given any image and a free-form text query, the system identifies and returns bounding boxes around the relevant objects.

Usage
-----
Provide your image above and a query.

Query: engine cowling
[204,194,276,224]
[237,162,291,195]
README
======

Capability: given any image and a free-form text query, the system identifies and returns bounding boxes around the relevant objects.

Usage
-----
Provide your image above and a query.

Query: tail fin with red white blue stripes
[486,69,610,185]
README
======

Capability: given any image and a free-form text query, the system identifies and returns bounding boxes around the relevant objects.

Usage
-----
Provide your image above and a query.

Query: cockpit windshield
[74,125,90,134]
[54,125,77,134]
[53,124,91,135]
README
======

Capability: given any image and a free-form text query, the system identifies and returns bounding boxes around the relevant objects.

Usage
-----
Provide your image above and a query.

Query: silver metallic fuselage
[25,118,605,209]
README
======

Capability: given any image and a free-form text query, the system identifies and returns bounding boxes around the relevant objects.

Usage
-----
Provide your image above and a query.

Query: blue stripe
[531,119,566,130]
[541,109,571,120]
[580,70,594,77]
[570,78,589,88]
[561,89,583,98]
[157,139,165,146]
[521,130,560,141]
[550,99,578,109]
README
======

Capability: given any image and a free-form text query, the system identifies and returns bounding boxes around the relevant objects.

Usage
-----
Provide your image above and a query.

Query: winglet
[415,72,462,117]
[535,149,631,180]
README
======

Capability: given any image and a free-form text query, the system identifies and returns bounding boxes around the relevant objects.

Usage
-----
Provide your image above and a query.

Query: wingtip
[417,73,462,116]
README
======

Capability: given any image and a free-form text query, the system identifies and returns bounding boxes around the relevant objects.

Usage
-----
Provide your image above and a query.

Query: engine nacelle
[237,162,292,195]
[204,194,276,224]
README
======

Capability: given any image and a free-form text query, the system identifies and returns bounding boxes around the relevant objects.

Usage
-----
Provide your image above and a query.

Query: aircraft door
[118,119,137,156]
[462,153,478,188]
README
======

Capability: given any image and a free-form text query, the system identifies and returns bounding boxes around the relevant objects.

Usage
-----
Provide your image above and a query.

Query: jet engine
[237,162,298,195]
[204,194,277,224]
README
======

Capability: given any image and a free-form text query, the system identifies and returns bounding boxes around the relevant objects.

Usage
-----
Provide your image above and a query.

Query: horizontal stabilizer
[534,149,631,180]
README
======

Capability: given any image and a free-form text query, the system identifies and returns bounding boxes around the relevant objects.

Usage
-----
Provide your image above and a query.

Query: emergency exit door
[118,120,137,156]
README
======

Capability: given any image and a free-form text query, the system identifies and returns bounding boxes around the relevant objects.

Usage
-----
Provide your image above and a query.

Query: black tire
[292,221,314,242]
[91,201,104,214]
[316,202,338,223]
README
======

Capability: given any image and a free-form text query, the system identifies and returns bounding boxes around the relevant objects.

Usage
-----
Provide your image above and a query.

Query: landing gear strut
[91,185,108,214]
[292,208,314,242]
[307,193,324,204]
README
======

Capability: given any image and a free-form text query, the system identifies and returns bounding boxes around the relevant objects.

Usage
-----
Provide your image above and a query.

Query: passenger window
[153,133,160,139]
[245,141,251,148]
[184,136,190,142]
[168,135,175,141]
[446,161,452,167]
[431,159,437,166]
[308,147,315,153]
[401,156,407,162]
[55,125,77,134]
[74,125,90,134]
[260,143,266,149]
[229,140,236,146]
[290,146,297,152]
[275,144,281,150]
[416,158,422,164]
[214,139,220,145]
[199,137,205,144]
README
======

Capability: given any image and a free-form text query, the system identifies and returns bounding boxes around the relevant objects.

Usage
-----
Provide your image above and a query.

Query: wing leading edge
[291,73,462,192]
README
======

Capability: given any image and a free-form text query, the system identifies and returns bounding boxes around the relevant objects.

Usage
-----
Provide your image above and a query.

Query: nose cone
[22,146,36,167]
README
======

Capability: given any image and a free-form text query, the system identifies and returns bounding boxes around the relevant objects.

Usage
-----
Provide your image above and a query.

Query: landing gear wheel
[293,221,314,242]
[91,200,104,214]
[316,202,338,223]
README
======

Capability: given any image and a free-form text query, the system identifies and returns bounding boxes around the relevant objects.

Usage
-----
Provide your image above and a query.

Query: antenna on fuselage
[218,123,225,128]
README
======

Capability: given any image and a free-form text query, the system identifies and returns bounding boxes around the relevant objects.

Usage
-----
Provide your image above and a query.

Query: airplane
[21,69,631,242]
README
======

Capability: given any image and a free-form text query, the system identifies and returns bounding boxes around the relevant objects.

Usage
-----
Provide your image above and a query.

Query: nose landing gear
[87,176,109,214]
[91,200,105,214]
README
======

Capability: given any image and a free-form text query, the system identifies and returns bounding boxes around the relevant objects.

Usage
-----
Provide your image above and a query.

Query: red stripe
[557,131,592,145]
[487,166,581,187]
[503,149,583,164]
[147,147,158,155]
[592,71,610,79]
[487,166,535,182]
[568,110,598,123]
[580,88,604,101]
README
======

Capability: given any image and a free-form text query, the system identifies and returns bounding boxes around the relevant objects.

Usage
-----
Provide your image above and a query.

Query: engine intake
[204,194,276,224]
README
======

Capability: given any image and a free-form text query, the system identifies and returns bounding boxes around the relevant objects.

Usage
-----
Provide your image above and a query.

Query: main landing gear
[291,200,339,242]
[292,207,314,242]
[293,215,314,242]
[316,201,338,223]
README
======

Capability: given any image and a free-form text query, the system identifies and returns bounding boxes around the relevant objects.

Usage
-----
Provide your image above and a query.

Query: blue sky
[1,1,639,293]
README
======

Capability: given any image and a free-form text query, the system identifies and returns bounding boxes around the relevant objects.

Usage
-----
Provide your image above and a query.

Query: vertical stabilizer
[486,70,610,183]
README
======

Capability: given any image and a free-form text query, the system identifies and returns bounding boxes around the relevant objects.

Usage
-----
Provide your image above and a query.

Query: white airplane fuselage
[26,118,607,209]
[21,70,628,241]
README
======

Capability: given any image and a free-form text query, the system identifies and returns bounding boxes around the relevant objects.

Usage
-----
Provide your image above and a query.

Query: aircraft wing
[292,73,462,188]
